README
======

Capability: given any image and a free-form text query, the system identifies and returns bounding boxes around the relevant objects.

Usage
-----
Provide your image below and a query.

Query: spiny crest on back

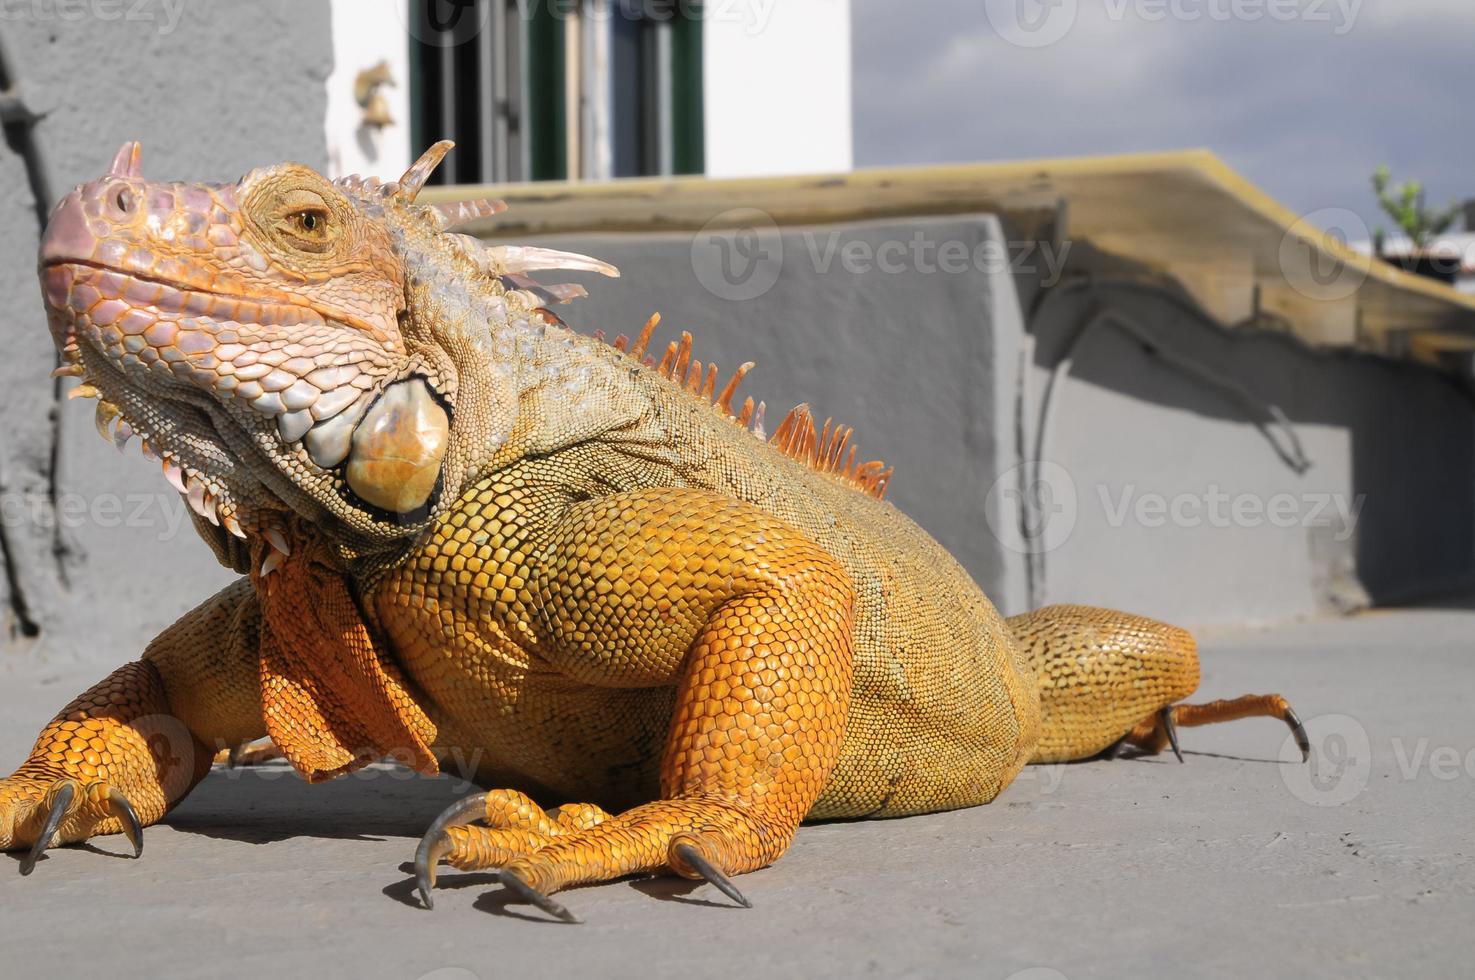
[596,314,894,500]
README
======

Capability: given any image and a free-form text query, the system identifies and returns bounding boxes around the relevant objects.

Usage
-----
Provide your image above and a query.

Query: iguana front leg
[0,579,265,871]
[414,488,856,919]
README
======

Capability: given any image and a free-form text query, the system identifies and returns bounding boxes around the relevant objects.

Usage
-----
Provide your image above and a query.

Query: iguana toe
[670,838,752,909]
[16,779,142,875]
[18,779,77,875]
[499,869,581,923]
[105,785,143,858]
[414,792,489,909]
[1120,693,1313,762]
[412,788,614,910]
[1160,707,1185,763]
[1284,707,1311,762]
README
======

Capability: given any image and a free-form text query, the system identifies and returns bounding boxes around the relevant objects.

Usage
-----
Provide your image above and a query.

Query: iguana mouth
[48,265,280,543]
[43,256,455,553]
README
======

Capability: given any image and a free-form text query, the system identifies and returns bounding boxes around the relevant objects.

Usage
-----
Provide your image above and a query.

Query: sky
[851,0,1475,239]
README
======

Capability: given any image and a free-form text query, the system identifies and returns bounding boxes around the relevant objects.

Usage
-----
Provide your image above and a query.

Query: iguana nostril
[114,187,133,214]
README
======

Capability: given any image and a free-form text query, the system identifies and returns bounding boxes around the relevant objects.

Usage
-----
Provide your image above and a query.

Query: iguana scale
[4,142,1309,918]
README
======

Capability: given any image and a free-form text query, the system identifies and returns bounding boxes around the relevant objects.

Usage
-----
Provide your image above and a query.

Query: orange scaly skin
[6,142,1308,914]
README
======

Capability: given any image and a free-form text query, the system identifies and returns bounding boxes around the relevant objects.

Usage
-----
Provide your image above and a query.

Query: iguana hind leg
[1010,604,1309,764]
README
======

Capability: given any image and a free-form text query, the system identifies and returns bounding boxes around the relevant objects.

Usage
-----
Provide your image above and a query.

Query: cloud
[853,0,1475,232]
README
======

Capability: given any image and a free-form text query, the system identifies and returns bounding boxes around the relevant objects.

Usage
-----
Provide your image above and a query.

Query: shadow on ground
[164,763,474,845]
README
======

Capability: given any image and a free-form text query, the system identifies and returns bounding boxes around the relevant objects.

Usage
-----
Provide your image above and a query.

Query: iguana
[7,141,1310,921]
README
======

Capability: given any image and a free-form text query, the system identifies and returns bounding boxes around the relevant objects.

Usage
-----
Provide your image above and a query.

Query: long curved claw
[1100,733,1130,760]
[1284,706,1311,763]
[106,787,143,858]
[672,841,752,909]
[19,779,78,876]
[500,868,580,923]
[414,792,488,910]
[1160,707,1184,763]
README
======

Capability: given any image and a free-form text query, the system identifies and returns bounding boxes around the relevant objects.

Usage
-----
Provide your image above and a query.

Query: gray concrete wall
[522,214,1031,616]
[0,1,330,665]
[521,223,1475,630]
[1022,282,1475,627]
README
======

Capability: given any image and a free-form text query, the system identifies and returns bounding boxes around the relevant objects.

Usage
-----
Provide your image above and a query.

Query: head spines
[108,141,143,178]
[429,198,507,230]
[396,140,455,201]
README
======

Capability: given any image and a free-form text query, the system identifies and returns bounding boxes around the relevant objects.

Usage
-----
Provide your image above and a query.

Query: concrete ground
[0,604,1471,980]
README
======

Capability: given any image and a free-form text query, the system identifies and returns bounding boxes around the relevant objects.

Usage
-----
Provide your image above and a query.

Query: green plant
[1372,165,1462,252]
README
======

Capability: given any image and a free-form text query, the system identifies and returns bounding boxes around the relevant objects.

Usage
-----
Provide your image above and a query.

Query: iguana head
[38,141,616,573]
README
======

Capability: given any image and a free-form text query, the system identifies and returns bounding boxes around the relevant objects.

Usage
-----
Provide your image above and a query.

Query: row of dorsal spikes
[593,314,892,500]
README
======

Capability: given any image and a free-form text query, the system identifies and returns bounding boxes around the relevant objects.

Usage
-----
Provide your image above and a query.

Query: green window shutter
[670,3,704,176]
[526,1,567,181]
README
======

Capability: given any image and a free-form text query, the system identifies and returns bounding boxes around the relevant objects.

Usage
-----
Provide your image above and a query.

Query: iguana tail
[1008,605,1308,764]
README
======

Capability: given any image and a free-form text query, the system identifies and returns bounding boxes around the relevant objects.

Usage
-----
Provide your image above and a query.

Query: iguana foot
[414,788,760,919]
[1,660,209,875]
[1126,693,1310,762]
[211,738,283,768]
[2,776,143,874]
[414,788,611,910]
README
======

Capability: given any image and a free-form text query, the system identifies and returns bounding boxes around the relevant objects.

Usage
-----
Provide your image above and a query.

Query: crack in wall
[0,35,60,637]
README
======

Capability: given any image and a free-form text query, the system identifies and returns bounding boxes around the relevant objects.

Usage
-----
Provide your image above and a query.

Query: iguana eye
[287,209,328,237]
[275,207,331,252]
